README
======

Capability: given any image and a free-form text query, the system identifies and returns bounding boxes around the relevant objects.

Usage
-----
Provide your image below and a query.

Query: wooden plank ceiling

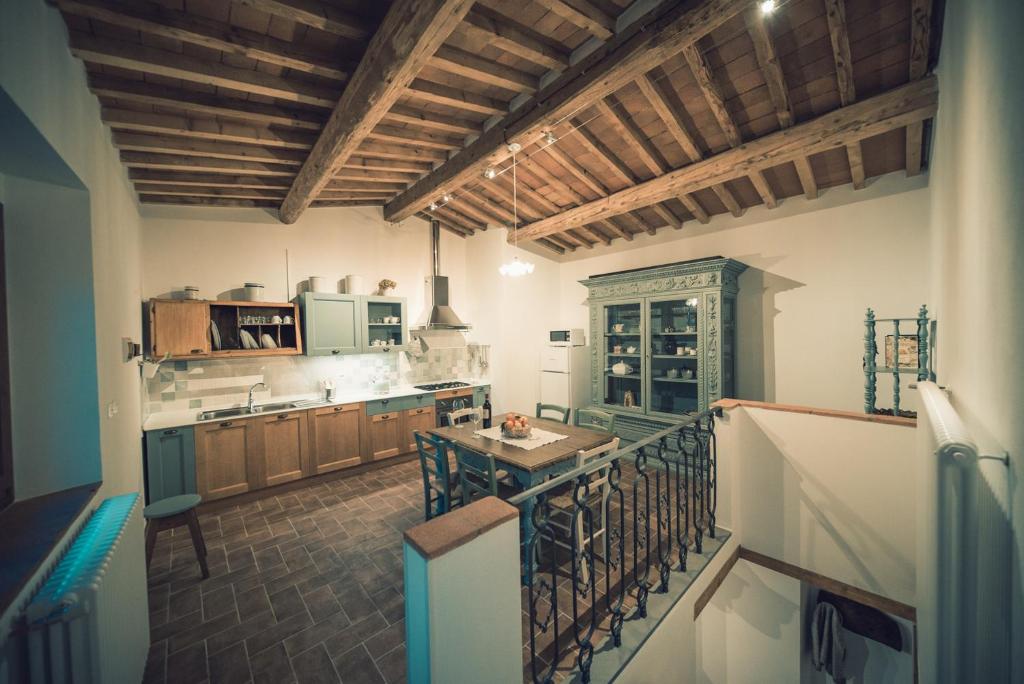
[57,0,940,253]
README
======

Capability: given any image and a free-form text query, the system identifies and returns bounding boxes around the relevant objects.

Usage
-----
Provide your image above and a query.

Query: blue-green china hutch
[581,256,746,443]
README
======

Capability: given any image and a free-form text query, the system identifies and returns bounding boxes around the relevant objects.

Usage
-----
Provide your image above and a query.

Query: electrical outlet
[107,401,119,418]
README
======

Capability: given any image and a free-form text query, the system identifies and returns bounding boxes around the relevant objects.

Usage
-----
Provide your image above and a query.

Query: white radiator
[23,492,148,684]
[916,382,1011,684]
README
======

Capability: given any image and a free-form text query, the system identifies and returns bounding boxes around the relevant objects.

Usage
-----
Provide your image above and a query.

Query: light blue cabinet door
[144,426,196,504]
[360,296,409,353]
[301,293,362,356]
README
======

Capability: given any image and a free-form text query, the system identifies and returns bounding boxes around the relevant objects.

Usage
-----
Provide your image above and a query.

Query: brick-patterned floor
[144,459,424,684]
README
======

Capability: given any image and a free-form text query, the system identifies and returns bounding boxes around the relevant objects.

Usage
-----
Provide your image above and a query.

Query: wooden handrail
[713,398,916,428]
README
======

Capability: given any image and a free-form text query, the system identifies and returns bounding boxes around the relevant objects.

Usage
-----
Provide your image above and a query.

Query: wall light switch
[107,401,119,418]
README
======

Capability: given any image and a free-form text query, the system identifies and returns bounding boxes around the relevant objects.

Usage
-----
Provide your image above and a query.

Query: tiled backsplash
[143,346,489,416]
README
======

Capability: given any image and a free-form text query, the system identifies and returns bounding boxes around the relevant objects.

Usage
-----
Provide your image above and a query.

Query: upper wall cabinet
[299,293,408,356]
[299,293,363,356]
[146,299,303,360]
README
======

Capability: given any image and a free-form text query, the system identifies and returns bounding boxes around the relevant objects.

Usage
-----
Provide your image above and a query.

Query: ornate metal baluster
[703,414,718,539]
[674,427,690,572]
[864,308,877,414]
[917,305,930,381]
[632,448,652,618]
[892,319,901,415]
[605,458,626,647]
[570,474,596,683]
[527,493,559,684]
[655,436,672,593]
[692,426,705,555]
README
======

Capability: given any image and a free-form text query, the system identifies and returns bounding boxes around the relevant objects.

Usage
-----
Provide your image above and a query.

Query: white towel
[811,601,847,682]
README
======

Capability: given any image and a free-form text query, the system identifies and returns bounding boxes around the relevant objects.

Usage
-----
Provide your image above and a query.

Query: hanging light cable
[499,144,534,277]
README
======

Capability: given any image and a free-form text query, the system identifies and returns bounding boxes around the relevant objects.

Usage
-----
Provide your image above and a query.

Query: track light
[759,0,776,14]
[428,202,438,211]
[442,194,452,203]
[543,131,557,145]
[483,167,497,180]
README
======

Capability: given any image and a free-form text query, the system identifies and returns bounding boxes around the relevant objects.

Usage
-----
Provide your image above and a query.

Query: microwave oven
[549,329,585,346]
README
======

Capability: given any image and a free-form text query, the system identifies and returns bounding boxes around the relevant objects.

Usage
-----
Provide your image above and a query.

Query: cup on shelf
[667,368,680,379]
[676,347,685,356]
[271,315,282,324]
[626,346,637,354]
[612,323,625,333]
[664,327,674,333]
[283,315,293,324]
[612,345,623,354]
[683,369,694,380]
[688,348,697,356]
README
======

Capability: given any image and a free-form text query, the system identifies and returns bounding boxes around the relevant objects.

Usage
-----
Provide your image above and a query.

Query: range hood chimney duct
[415,221,470,341]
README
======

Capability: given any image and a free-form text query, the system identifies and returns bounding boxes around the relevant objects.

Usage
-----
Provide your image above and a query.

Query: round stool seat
[144,494,202,520]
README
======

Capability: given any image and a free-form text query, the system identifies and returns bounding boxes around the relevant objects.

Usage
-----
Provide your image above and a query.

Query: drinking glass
[470,409,481,438]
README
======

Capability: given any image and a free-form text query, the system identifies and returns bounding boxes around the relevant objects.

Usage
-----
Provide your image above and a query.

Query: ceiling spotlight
[759,0,776,14]
[428,202,438,211]
[543,131,557,145]
[442,194,452,203]
[483,167,497,180]
[507,142,522,154]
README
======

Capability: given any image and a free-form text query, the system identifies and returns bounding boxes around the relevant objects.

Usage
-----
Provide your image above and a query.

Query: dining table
[428,415,616,560]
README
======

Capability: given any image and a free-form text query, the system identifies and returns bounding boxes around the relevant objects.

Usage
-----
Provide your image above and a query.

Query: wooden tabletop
[429,416,613,473]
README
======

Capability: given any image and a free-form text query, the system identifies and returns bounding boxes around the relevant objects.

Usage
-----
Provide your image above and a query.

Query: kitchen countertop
[142,379,491,432]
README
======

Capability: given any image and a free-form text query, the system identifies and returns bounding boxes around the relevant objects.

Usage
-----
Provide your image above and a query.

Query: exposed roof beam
[88,76,325,131]
[404,79,506,116]
[510,76,938,242]
[463,191,515,224]
[534,0,615,40]
[542,145,607,198]
[120,151,297,176]
[140,195,280,208]
[462,7,569,70]
[536,237,567,254]
[793,157,818,199]
[679,193,710,224]
[598,218,633,241]
[56,0,350,81]
[381,104,479,136]
[433,205,485,233]
[594,98,667,178]
[711,183,743,217]
[428,46,538,94]
[635,74,702,162]
[277,0,473,225]
[683,43,741,147]
[233,0,370,40]
[384,0,750,222]
[846,143,866,189]
[745,8,793,128]
[571,119,635,187]
[112,132,306,165]
[354,143,449,163]
[68,32,339,108]
[905,0,933,176]
[364,126,463,151]
[824,0,856,106]
[575,224,611,246]
[749,171,778,208]
[102,108,316,149]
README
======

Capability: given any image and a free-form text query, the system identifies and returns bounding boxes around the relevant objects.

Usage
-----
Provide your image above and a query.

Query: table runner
[471,425,570,451]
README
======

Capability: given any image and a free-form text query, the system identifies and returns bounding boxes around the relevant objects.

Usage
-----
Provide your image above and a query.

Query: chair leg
[144,520,158,572]
[575,510,591,588]
[184,509,210,579]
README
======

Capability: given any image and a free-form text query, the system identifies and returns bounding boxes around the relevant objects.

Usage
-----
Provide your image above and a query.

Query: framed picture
[884,334,919,368]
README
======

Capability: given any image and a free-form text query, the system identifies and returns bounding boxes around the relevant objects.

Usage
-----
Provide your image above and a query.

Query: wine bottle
[482,393,492,428]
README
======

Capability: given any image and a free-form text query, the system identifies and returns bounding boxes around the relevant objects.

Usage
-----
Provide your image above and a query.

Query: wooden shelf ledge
[713,398,916,428]
[404,497,519,561]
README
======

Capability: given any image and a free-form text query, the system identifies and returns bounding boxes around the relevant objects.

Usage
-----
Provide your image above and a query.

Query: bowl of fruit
[501,413,532,439]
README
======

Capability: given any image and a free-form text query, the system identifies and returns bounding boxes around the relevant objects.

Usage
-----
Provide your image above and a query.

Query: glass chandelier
[499,143,535,277]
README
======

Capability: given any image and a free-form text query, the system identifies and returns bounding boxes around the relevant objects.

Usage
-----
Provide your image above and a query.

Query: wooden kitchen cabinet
[255,411,309,488]
[308,403,364,474]
[402,406,436,454]
[147,300,210,359]
[299,293,363,356]
[195,418,257,501]
[366,411,403,461]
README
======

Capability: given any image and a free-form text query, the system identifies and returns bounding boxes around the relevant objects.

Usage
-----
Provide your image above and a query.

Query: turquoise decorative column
[864,308,877,413]
[892,319,901,415]
[916,304,930,381]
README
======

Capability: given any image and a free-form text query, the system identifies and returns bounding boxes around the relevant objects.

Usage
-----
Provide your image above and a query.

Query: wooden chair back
[574,407,617,434]
[535,402,571,424]
[415,431,455,519]
[447,407,482,427]
[574,437,620,492]
[453,444,498,505]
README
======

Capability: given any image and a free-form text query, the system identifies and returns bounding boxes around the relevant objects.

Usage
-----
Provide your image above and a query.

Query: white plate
[240,329,258,349]
[260,333,277,349]
[210,320,221,350]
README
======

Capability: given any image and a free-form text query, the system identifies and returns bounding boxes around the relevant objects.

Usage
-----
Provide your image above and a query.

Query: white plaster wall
[556,175,932,414]
[717,406,917,606]
[0,0,145,500]
[928,0,1024,678]
[696,559,802,683]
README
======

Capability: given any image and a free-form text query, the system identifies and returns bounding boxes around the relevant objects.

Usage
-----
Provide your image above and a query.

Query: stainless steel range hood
[412,221,470,350]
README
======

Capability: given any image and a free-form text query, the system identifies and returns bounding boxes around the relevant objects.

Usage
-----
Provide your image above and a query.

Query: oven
[433,387,476,427]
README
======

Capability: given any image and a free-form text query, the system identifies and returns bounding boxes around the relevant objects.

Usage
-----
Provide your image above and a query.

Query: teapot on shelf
[611,361,634,376]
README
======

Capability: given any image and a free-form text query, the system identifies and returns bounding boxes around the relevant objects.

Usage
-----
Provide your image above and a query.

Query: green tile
[189,399,202,409]
[161,391,175,401]
[175,381,187,391]
[174,360,187,371]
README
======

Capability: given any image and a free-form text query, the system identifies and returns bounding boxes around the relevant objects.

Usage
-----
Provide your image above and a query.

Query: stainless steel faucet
[248,382,267,412]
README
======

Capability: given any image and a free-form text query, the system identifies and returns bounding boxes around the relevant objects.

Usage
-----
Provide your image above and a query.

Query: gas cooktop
[414,381,470,391]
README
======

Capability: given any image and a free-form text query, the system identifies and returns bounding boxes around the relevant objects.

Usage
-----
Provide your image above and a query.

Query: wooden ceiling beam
[510,77,938,241]
[597,218,633,241]
[711,183,743,217]
[134,184,291,200]
[905,0,933,176]
[343,157,431,175]
[140,194,279,208]
[824,0,856,106]
[428,46,538,94]
[56,0,350,81]
[575,224,611,246]
[571,120,635,187]
[535,0,615,40]
[381,105,479,136]
[312,200,387,207]
[68,32,339,108]
[635,74,702,163]
[561,230,594,249]
[745,8,793,128]
[279,0,474,224]
[365,125,463,151]
[620,212,656,236]
[521,156,589,205]
[121,151,297,176]
[846,143,866,189]
[749,171,778,208]
[485,177,545,221]
[541,145,607,198]
[462,191,515,224]
[233,0,370,41]
[594,98,668,178]
[404,79,506,116]
[416,212,472,238]
[683,43,741,148]
[433,205,486,233]
[544,233,578,252]
[446,196,498,227]
[679,193,710,224]
[536,237,567,255]
[102,108,316,149]
[384,0,750,222]
[128,170,291,189]
[112,132,306,165]
[793,157,818,200]
[462,7,570,71]
[353,142,449,163]
[88,76,325,132]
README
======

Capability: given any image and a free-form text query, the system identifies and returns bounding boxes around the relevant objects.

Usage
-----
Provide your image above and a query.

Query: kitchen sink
[198,399,324,421]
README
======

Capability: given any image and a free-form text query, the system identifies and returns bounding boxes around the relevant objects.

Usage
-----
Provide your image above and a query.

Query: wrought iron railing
[509,408,721,683]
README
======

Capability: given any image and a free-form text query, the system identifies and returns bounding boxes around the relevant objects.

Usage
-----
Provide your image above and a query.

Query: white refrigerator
[539,344,591,412]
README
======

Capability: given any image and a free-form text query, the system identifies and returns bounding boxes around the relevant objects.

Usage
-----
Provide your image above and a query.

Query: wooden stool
[144,494,209,579]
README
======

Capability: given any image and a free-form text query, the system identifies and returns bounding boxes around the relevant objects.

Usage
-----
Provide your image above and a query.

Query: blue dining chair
[415,432,460,520]
[453,444,517,506]
[575,407,617,434]
[536,402,571,424]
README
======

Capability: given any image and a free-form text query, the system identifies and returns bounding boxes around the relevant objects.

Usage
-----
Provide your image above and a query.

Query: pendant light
[499,143,535,277]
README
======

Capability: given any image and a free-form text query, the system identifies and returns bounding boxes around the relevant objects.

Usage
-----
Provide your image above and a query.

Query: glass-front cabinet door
[602,301,645,412]
[647,295,700,416]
